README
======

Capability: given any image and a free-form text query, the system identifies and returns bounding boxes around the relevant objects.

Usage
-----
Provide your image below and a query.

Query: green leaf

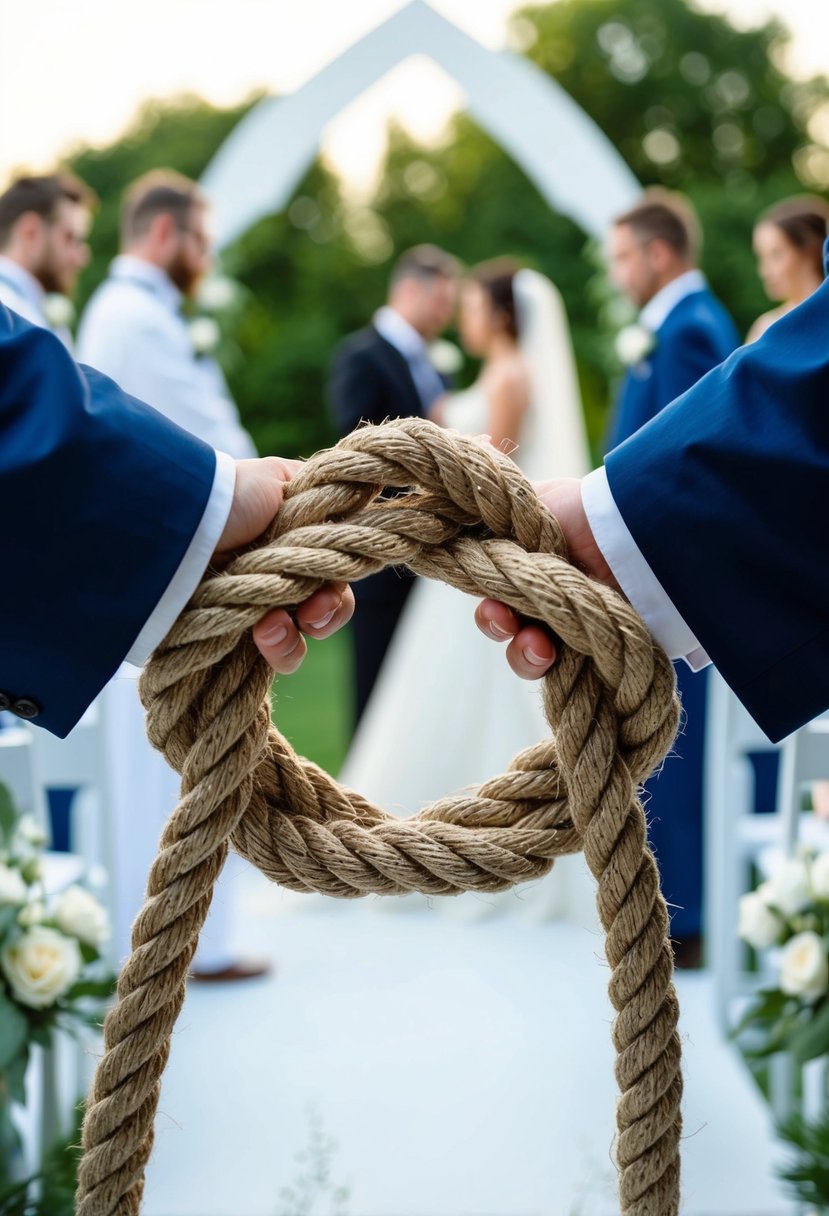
[0,909,21,941]
[731,987,790,1036]
[27,1023,51,1050]
[0,994,28,1073]
[2,1047,29,1106]
[64,977,116,1001]
[788,997,829,1065]
[0,788,16,854]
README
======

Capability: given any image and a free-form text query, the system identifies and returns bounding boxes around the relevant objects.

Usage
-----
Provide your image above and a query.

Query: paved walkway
[143,863,794,1216]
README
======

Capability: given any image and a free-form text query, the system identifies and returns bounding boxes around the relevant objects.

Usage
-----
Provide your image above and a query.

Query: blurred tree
[65,0,828,463]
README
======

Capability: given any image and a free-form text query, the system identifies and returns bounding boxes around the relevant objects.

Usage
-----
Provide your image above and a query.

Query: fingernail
[490,622,512,640]
[524,646,549,667]
[308,608,336,630]
[261,624,288,646]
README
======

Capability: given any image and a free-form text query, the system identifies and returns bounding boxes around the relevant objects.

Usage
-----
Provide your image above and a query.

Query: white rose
[1,927,81,1009]
[41,293,76,329]
[0,864,28,906]
[188,316,221,355]
[768,859,813,917]
[428,339,464,376]
[15,815,48,848]
[779,931,829,1002]
[614,323,656,366]
[53,885,110,948]
[18,901,46,928]
[738,890,782,949]
[196,274,238,312]
[811,852,829,900]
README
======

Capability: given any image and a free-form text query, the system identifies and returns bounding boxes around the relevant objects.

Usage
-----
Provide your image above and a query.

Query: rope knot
[78,419,682,1216]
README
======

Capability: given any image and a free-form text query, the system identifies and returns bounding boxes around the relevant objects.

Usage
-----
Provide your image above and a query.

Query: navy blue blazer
[0,308,216,737]
[607,278,829,743]
[606,289,740,451]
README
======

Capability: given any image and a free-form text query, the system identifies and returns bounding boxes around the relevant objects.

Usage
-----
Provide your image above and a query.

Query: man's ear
[13,211,45,248]
[648,237,677,275]
[150,211,177,251]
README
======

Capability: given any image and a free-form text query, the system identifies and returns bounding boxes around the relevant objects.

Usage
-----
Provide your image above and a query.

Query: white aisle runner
[142,868,793,1216]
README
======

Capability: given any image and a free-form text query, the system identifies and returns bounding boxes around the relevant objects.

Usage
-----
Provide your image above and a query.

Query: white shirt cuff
[581,466,710,671]
[125,450,236,666]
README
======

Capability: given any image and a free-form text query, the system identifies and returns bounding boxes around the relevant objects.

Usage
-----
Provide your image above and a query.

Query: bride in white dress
[339,260,597,923]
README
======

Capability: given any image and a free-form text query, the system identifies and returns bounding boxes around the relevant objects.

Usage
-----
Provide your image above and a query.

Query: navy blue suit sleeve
[606,280,829,742]
[0,308,216,737]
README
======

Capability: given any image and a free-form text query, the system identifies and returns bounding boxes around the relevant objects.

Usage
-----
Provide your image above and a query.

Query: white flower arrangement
[196,274,240,313]
[735,847,829,1062]
[41,293,75,330]
[0,783,115,1129]
[428,339,464,376]
[188,315,222,357]
[614,322,656,367]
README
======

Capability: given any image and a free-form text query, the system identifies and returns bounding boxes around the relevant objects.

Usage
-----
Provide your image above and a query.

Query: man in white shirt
[77,171,261,979]
[0,173,94,349]
[78,169,255,459]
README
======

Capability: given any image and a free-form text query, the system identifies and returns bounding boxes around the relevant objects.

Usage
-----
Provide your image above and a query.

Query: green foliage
[62,0,828,467]
[275,1103,350,1216]
[733,984,829,1064]
[777,1106,829,1210]
[0,997,28,1076]
[0,1105,83,1214]
[0,792,16,856]
[271,628,353,777]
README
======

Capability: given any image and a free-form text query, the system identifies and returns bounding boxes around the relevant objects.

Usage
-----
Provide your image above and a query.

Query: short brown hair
[0,173,95,249]
[121,170,206,245]
[756,195,829,279]
[614,189,702,262]
[390,244,459,289]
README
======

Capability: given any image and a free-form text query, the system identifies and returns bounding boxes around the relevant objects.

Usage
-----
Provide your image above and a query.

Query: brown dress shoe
[189,960,273,983]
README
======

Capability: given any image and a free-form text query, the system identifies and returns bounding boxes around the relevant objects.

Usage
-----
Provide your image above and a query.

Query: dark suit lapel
[370,326,425,418]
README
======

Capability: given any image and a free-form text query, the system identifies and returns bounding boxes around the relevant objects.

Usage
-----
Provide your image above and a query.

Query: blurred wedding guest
[0,172,94,348]
[78,169,254,458]
[747,194,829,342]
[328,244,459,724]
[78,170,263,983]
[605,189,740,968]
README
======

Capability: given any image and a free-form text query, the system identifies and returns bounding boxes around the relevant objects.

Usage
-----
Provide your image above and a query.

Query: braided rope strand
[77,420,682,1215]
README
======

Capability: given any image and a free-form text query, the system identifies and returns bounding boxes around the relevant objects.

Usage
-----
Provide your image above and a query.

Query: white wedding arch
[202,0,640,250]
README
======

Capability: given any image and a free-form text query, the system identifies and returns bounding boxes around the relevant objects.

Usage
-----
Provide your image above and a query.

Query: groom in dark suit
[328,245,459,723]
[605,191,740,967]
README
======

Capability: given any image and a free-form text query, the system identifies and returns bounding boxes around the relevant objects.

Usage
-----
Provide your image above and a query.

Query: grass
[270,626,354,778]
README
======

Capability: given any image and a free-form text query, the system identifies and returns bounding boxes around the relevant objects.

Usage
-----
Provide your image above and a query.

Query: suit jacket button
[0,691,11,712]
[12,698,41,720]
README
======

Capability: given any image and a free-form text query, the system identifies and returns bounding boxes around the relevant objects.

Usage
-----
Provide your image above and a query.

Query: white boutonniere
[428,339,464,376]
[188,315,221,357]
[41,293,75,330]
[615,323,656,367]
[196,274,240,313]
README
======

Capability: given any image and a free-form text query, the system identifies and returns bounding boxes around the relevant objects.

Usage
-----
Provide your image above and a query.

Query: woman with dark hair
[747,195,828,342]
[429,258,529,454]
[340,258,595,921]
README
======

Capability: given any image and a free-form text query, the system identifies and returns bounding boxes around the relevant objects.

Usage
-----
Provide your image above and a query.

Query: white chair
[704,671,781,1030]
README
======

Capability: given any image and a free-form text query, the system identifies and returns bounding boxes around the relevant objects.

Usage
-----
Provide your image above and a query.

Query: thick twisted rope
[77,419,682,1216]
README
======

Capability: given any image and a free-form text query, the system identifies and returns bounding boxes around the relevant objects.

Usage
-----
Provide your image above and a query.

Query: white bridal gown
[339,270,598,923]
